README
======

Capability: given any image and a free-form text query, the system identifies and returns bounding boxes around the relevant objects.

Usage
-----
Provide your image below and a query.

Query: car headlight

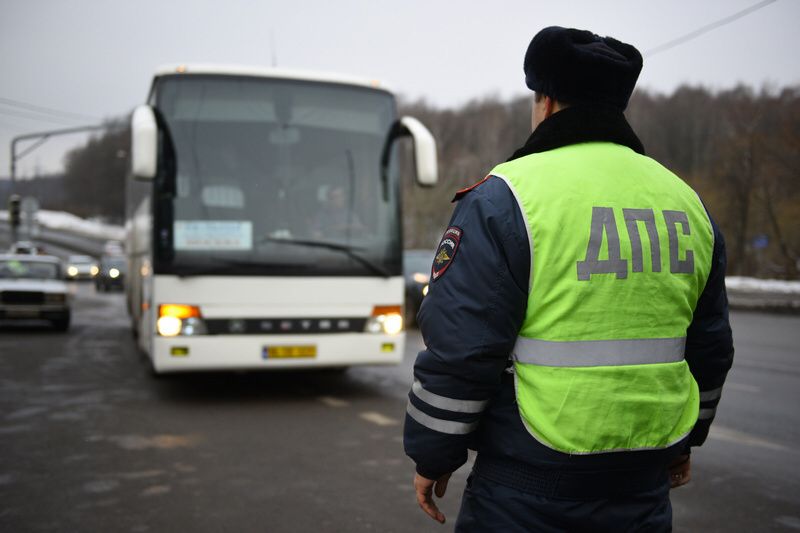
[67,266,78,277]
[109,268,120,279]
[90,265,99,276]
[413,272,429,284]
[365,305,403,335]
[156,304,207,336]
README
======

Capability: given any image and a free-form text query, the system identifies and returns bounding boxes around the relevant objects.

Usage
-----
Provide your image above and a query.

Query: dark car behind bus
[95,255,127,292]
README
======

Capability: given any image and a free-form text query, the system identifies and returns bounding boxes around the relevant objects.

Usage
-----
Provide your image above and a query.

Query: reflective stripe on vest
[491,142,713,455]
[512,336,686,367]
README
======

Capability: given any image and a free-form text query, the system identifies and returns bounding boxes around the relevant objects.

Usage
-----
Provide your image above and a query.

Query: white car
[0,254,71,330]
[65,254,99,280]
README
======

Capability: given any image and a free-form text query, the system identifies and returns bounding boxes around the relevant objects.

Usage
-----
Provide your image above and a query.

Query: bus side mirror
[131,105,158,180]
[381,117,439,192]
[400,116,438,187]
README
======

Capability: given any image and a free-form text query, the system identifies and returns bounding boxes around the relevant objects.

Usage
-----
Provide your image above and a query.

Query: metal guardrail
[5,219,799,313]
[727,288,800,314]
[0,220,107,257]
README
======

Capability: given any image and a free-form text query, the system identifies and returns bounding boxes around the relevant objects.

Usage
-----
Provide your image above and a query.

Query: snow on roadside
[36,210,124,241]
[1,209,124,242]
[3,209,800,296]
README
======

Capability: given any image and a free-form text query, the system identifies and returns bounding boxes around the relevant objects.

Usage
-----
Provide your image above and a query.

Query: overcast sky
[1,0,797,177]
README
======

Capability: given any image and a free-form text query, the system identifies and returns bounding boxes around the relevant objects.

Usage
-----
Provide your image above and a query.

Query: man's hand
[414,472,451,524]
[668,454,691,489]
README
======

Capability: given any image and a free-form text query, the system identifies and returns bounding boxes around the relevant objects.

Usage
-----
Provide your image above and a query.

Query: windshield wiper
[261,237,392,278]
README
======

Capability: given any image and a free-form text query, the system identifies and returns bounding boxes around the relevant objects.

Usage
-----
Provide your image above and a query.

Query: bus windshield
[154,75,401,277]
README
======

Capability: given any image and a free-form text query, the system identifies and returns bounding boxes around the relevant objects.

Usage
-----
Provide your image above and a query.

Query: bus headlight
[382,313,403,335]
[157,316,183,337]
[365,305,403,335]
[413,272,429,284]
[157,304,207,336]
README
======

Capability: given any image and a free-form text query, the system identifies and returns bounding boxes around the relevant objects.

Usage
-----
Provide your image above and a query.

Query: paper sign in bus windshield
[174,220,253,251]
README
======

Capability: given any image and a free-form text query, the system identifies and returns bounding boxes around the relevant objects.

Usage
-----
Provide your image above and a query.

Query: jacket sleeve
[403,177,530,480]
[684,215,734,447]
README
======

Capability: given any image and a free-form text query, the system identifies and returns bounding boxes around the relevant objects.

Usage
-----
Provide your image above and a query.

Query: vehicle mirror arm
[380,117,438,196]
[380,120,407,202]
[150,107,178,197]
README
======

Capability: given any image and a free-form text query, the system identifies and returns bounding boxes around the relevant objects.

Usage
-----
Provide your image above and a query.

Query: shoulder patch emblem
[432,226,463,281]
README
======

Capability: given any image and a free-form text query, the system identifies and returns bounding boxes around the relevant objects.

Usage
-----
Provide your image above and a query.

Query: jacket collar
[507,105,645,161]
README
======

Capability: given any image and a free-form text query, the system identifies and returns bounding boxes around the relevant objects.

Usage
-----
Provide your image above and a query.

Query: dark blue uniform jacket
[403,106,735,483]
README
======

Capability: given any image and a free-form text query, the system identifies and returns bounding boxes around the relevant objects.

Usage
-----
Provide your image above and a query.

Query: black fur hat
[524,26,643,111]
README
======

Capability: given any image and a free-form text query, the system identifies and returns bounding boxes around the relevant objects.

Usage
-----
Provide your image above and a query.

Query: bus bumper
[151,332,405,373]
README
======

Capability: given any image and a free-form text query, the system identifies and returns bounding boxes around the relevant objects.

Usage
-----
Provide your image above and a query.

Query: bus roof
[153,64,391,93]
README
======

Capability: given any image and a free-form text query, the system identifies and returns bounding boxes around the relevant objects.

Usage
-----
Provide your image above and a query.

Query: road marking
[6,406,48,420]
[81,340,119,348]
[83,480,120,493]
[93,434,199,450]
[318,396,349,408]
[726,382,760,393]
[709,425,788,451]
[359,411,400,427]
[173,463,197,473]
[775,516,800,530]
[140,485,171,497]
[734,360,800,375]
[119,470,164,480]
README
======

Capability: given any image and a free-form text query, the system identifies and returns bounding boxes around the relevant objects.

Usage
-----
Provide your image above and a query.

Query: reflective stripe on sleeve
[698,407,717,420]
[411,380,488,414]
[699,386,723,402]
[406,401,479,435]
[512,336,686,367]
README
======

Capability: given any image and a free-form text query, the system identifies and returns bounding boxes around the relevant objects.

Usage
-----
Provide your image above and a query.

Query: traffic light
[8,195,21,227]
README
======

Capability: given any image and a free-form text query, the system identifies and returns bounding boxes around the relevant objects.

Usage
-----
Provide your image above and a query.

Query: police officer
[403,26,734,532]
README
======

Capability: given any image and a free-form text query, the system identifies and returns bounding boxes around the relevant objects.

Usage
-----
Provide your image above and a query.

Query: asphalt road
[670,310,800,531]
[1,249,799,531]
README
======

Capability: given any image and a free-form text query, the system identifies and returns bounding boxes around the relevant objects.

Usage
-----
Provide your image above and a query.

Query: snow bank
[0,209,124,242]
[35,210,125,241]
[4,210,800,300]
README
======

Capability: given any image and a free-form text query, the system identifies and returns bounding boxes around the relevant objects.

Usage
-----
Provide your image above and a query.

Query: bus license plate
[263,345,317,359]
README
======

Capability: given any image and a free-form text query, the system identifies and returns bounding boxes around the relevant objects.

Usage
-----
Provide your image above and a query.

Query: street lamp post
[9,124,105,185]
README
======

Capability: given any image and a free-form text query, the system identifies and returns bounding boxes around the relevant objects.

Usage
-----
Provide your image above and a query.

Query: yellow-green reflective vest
[491,142,714,454]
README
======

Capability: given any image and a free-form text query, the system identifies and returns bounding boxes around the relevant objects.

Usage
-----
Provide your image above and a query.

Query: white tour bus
[126,64,437,373]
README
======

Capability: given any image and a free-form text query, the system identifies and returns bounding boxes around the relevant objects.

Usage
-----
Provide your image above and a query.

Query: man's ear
[544,95,556,120]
